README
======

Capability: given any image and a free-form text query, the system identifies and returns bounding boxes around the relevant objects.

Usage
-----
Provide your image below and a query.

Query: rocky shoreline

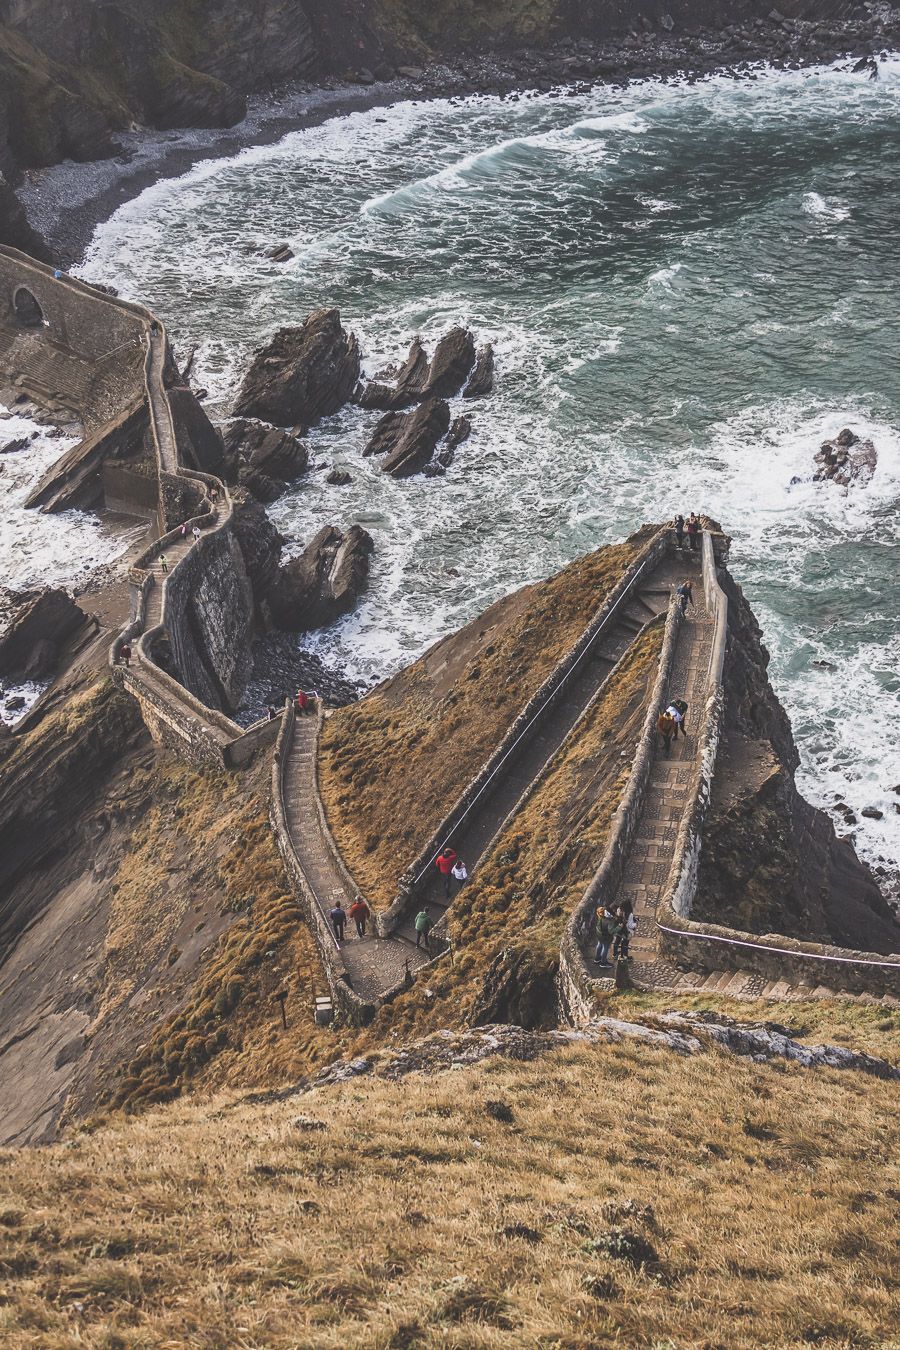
[17,14,900,267]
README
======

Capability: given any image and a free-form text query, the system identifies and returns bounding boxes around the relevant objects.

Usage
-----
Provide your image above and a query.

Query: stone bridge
[2,248,897,1025]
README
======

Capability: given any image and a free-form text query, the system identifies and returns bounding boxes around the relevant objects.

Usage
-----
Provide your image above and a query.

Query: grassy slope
[1,1030,897,1349]
[319,532,649,908]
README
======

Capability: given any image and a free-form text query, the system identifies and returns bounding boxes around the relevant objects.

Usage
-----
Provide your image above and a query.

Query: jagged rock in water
[381,398,452,478]
[445,415,472,452]
[0,588,87,681]
[363,410,405,458]
[262,243,294,262]
[1,437,30,455]
[463,343,495,397]
[266,524,373,631]
[222,418,308,502]
[326,469,353,485]
[229,489,284,608]
[233,310,360,429]
[421,326,477,398]
[813,428,877,488]
[357,337,428,411]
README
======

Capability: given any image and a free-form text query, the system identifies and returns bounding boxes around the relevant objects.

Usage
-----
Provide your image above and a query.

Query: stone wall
[557,597,684,1021]
[0,248,146,427]
[269,703,375,1024]
[152,524,253,714]
[101,461,159,520]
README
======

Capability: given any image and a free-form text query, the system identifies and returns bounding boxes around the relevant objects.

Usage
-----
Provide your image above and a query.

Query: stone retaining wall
[557,598,684,1023]
[377,526,672,938]
[269,703,375,1024]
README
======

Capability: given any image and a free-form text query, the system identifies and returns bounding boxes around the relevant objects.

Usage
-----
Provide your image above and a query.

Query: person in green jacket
[414,908,434,952]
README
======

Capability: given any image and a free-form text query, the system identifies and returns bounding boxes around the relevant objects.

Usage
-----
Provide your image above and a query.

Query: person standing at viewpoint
[687,513,701,551]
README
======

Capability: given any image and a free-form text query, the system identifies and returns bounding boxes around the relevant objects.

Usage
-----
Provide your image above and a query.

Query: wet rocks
[463,344,495,398]
[261,243,294,262]
[378,399,452,478]
[234,310,360,429]
[0,588,87,681]
[222,418,308,502]
[1,436,30,455]
[357,337,429,411]
[326,468,353,485]
[266,524,373,632]
[229,489,285,608]
[814,428,877,488]
[421,326,477,398]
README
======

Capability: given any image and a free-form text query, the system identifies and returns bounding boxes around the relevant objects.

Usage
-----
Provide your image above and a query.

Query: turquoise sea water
[79,60,900,877]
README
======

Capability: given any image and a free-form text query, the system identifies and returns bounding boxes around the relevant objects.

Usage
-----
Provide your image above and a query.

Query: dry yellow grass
[1,1032,897,1349]
[320,532,651,907]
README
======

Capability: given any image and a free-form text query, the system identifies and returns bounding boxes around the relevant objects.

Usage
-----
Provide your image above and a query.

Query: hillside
[1,1007,898,1348]
[319,531,648,907]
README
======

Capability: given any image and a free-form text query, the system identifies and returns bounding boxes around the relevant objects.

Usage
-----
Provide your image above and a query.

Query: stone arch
[13,286,44,327]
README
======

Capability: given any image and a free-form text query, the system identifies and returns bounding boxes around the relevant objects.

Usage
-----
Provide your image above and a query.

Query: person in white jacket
[613,904,637,961]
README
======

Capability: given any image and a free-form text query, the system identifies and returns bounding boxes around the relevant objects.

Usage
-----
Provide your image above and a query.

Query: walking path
[281,548,699,1003]
[401,556,696,945]
[578,564,714,984]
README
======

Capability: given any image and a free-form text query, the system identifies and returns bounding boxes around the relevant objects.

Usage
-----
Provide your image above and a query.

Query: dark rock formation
[261,243,294,262]
[266,524,373,632]
[233,310,360,430]
[695,565,899,954]
[0,588,86,681]
[167,385,229,479]
[814,428,877,488]
[0,174,50,259]
[363,410,405,458]
[446,415,472,452]
[229,489,284,608]
[463,343,495,398]
[326,469,352,485]
[381,399,452,478]
[222,418,308,501]
[357,337,428,411]
[468,945,558,1029]
[421,326,477,399]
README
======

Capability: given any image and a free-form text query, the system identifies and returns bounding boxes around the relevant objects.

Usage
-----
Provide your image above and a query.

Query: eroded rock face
[222,418,308,502]
[380,398,452,478]
[229,489,284,608]
[0,588,86,681]
[463,343,495,398]
[266,524,373,631]
[421,326,477,398]
[814,428,877,488]
[357,337,428,411]
[234,310,360,429]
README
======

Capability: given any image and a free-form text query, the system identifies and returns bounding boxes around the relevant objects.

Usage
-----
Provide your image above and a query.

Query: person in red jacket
[435,846,457,899]
[349,895,370,938]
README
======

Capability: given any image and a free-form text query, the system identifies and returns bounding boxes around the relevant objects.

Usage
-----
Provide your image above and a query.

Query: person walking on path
[667,698,689,738]
[594,906,616,967]
[330,903,346,943]
[119,642,131,668]
[613,904,636,961]
[295,689,312,715]
[159,552,168,573]
[180,522,188,539]
[192,525,202,543]
[415,907,434,952]
[676,579,694,615]
[435,846,458,899]
[657,708,677,756]
[349,896,371,938]
[451,858,468,893]
[673,514,685,549]
[687,513,700,551]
